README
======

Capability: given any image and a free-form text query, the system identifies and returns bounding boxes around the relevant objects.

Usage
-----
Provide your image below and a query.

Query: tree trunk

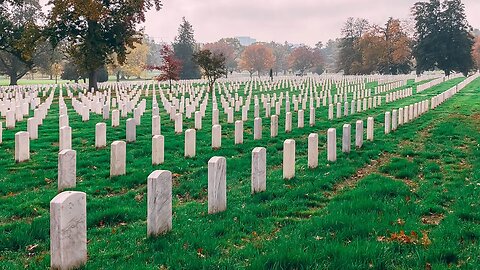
[9,74,18,86]
[169,79,172,91]
[116,71,120,82]
[445,70,451,77]
[88,70,98,91]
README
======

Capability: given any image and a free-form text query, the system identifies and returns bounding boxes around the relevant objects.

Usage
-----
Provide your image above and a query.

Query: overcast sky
[40,0,480,46]
[141,0,480,46]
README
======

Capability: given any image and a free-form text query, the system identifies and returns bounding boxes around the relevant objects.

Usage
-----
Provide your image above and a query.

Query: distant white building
[235,36,257,46]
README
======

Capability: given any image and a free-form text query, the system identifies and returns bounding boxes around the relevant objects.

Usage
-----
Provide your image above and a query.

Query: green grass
[0,77,479,269]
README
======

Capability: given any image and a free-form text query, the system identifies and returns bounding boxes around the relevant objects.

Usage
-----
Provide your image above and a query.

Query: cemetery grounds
[0,74,479,269]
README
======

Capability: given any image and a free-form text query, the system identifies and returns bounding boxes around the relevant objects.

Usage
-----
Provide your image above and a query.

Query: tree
[193,49,226,92]
[412,0,474,76]
[473,36,480,70]
[46,0,162,91]
[337,17,370,74]
[239,43,275,77]
[378,18,413,74]
[173,17,200,80]
[356,25,386,74]
[61,59,84,83]
[149,45,182,91]
[288,45,323,75]
[322,39,340,73]
[0,0,43,85]
[145,35,163,68]
[51,62,63,83]
[203,40,236,77]
[122,42,149,79]
[269,41,292,76]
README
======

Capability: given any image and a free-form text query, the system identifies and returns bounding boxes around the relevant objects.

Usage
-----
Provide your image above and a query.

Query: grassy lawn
[0,77,479,269]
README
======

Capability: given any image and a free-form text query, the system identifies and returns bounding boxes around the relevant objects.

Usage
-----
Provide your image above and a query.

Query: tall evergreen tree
[412,0,474,76]
[173,17,200,80]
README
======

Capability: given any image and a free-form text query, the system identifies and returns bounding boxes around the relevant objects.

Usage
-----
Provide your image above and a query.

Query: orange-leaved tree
[239,43,275,77]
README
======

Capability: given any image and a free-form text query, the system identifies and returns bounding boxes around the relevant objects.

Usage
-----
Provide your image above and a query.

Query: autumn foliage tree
[149,45,182,91]
[472,36,480,70]
[337,17,412,75]
[46,0,162,91]
[288,46,323,75]
[239,43,275,77]
[193,49,226,92]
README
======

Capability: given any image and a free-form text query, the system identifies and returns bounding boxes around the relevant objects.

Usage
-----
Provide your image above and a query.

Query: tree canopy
[193,49,226,92]
[46,0,162,90]
[0,0,43,85]
[412,0,474,75]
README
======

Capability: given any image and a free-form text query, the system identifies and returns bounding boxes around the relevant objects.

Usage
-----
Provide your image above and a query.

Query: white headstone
[110,141,126,176]
[152,135,164,165]
[15,131,30,162]
[147,170,172,236]
[208,156,227,214]
[308,133,319,168]
[283,139,295,179]
[251,147,266,194]
[58,149,76,191]
[50,191,87,270]
[327,128,337,162]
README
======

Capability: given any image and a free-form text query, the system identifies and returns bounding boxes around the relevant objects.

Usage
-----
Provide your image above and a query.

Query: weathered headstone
[152,135,164,165]
[254,117,262,140]
[152,115,161,136]
[58,149,76,191]
[27,118,38,140]
[283,139,295,179]
[235,120,243,144]
[367,117,374,141]
[251,147,266,194]
[15,131,30,162]
[308,133,319,168]
[110,141,126,176]
[111,110,120,127]
[270,115,278,137]
[95,123,107,148]
[342,124,351,153]
[212,124,221,149]
[355,120,363,148]
[50,191,87,270]
[327,128,336,162]
[184,129,196,158]
[384,112,391,134]
[59,126,72,151]
[126,118,136,142]
[147,170,172,237]
[285,112,292,133]
[208,156,227,214]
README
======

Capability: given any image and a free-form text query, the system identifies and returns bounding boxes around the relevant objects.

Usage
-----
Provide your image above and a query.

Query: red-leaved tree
[148,45,182,90]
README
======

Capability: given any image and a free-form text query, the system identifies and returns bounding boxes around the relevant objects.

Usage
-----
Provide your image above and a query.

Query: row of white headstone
[44,73,480,270]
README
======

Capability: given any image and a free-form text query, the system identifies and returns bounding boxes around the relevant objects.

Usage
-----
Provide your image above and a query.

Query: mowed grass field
[0,77,479,269]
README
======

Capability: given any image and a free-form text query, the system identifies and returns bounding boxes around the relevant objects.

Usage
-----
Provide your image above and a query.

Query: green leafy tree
[412,0,474,76]
[46,0,162,91]
[0,0,43,85]
[193,49,226,92]
[173,17,200,80]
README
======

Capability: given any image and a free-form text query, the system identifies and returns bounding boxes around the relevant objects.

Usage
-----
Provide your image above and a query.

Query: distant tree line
[1,0,478,87]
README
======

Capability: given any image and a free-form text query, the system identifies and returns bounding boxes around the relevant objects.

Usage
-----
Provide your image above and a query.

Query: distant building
[235,36,257,46]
